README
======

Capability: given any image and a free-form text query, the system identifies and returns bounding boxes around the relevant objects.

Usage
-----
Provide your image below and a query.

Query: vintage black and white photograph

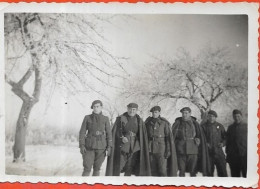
[0,2,258,188]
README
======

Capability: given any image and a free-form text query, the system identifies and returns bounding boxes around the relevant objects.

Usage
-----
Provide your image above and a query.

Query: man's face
[182,111,191,120]
[93,103,102,114]
[152,110,160,118]
[233,113,242,123]
[207,114,216,123]
[127,107,137,117]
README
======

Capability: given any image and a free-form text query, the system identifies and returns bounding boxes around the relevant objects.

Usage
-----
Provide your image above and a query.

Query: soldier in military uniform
[172,107,210,177]
[79,100,112,176]
[201,110,227,177]
[145,106,178,176]
[226,109,247,177]
[106,103,151,176]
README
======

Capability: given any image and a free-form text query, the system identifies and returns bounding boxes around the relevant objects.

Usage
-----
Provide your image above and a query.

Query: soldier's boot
[190,172,197,177]
[82,169,91,176]
[124,163,132,176]
[216,161,227,177]
[179,171,185,177]
[124,159,133,176]
[92,170,100,176]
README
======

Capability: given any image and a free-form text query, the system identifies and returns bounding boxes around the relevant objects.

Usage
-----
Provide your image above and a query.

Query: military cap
[91,100,103,109]
[180,107,191,113]
[208,110,218,117]
[150,106,161,112]
[127,103,138,109]
[233,109,242,115]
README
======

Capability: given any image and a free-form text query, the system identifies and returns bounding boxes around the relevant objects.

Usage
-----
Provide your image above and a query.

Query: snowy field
[5,144,107,176]
[6,144,231,177]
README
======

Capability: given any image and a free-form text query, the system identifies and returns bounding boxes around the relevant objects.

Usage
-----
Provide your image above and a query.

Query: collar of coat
[90,112,104,118]
[119,112,142,125]
[91,112,103,116]
[175,116,197,122]
[145,116,170,126]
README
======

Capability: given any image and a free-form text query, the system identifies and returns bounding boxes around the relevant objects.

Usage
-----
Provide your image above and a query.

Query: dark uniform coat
[106,113,151,176]
[226,122,247,160]
[202,121,226,154]
[172,117,211,176]
[145,116,178,176]
[201,121,227,176]
[226,122,247,177]
[79,113,112,150]
[79,112,112,176]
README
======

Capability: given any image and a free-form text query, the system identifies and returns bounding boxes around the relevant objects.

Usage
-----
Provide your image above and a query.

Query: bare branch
[7,49,27,60]
[5,74,32,102]
[210,87,223,103]
[5,74,17,87]
[15,15,30,49]
[186,73,195,93]
[148,92,189,101]
[17,65,34,86]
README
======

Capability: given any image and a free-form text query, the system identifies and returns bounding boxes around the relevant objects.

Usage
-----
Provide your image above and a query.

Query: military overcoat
[172,117,211,176]
[145,116,178,176]
[105,113,151,176]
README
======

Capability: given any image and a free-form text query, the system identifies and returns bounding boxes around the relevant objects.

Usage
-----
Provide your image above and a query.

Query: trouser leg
[187,154,198,177]
[208,154,215,177]
[157,153,167,177]
[150,153,158,176]
[82,149,95,176]
[177,154,186,177]
[124,154,133,176]
[241,155,247,178]
[93,149,106,176]
[120,152,127,173]
[229,158,241,177]
[124,151,139,176]
[215,153,227,177]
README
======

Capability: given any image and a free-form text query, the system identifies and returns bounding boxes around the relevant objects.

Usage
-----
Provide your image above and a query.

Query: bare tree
[5,13,127,162]
[122,45,247,121]
[103,101,120,126]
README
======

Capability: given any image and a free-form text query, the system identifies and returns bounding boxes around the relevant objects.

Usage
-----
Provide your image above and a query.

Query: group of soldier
[79,100,247,177]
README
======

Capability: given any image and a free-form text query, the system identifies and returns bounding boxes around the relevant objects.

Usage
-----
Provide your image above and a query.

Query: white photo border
[0,2,258,188]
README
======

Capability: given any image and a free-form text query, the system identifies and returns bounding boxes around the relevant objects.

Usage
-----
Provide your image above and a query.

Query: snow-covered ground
[6,144,107,176]
[6,144,230,177]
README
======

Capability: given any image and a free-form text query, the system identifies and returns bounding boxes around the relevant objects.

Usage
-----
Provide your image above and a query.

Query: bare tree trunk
[7,65,42,162]
[13,101,34,162]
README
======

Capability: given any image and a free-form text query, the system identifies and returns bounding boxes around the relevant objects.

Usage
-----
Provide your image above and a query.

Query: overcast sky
[107,14,248,73]
[5,14,248,132]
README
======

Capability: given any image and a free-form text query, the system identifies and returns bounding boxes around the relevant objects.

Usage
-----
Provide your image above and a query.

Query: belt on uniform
[87,131,105,137]
[149,135,165,140]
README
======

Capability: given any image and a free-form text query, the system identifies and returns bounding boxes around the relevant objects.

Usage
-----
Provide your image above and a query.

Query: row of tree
[121,46,247,123]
